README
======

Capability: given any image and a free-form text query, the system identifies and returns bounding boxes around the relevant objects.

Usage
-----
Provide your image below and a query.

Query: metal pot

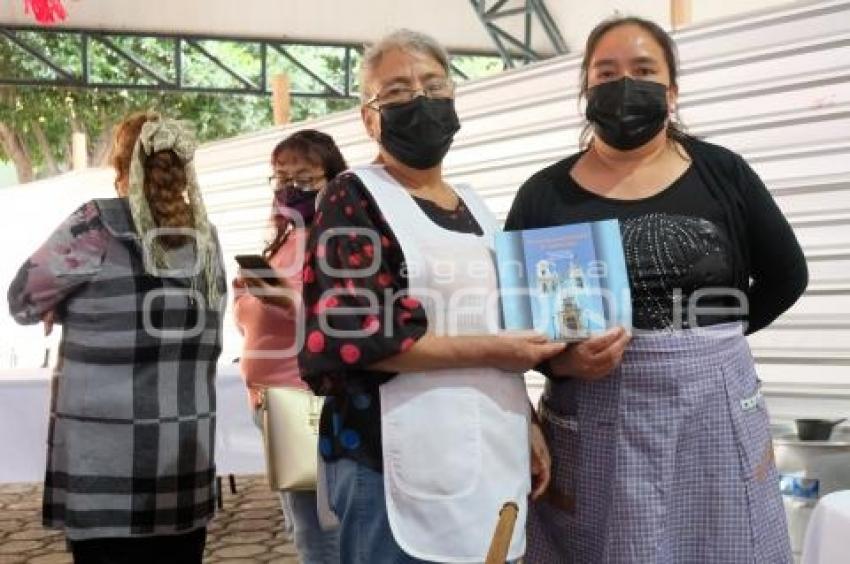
[795,418,847,441]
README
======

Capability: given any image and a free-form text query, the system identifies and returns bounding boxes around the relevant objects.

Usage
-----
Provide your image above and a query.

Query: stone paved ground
[0,475,298,564]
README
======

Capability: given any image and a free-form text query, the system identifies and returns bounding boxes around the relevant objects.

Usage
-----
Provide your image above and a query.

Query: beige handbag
[260,387,323,491]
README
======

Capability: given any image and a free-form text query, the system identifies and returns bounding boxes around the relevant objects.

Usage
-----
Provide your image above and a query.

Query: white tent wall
[1,0,848,428]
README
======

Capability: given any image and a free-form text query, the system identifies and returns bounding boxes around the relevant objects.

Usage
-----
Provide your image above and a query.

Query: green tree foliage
[1,30,503,184]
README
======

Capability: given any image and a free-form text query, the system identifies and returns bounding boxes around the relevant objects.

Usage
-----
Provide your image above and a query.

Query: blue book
[495,220,632,341]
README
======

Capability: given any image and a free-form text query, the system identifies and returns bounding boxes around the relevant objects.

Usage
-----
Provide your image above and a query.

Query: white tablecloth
[0,364,265,483]
[802,490,850,564]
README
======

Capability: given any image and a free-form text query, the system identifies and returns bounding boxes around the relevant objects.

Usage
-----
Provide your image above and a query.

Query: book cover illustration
[495,220,632,341]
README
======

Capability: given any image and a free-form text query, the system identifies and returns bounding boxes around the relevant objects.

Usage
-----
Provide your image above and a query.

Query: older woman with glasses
[296,29,562,564]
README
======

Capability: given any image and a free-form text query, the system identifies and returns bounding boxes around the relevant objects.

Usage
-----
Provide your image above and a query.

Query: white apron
[352,165,531,563]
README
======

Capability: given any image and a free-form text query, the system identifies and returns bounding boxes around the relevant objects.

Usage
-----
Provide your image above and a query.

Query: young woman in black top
[507,17,806,564]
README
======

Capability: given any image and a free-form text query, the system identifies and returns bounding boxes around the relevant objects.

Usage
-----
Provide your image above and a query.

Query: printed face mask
[274,186,319,225]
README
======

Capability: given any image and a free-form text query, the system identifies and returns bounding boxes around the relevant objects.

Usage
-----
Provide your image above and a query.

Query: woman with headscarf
[8,112,227,564]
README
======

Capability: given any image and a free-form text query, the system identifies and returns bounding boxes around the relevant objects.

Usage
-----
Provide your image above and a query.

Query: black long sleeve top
[504,137,808,335]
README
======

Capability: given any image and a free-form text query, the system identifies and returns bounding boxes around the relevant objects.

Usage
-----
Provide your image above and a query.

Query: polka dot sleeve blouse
[298,172,483,471]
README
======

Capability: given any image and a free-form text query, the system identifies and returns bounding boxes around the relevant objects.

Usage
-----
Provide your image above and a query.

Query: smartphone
[235,254,282,286]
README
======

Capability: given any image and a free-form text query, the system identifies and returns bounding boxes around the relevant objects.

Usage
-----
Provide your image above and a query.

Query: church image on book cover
[495,220,632,341]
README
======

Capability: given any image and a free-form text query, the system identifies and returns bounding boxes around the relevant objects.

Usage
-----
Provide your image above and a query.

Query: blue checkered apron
[527,323,792,563]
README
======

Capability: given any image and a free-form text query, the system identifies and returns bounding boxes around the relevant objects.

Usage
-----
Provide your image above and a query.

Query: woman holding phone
[233,129,346,564]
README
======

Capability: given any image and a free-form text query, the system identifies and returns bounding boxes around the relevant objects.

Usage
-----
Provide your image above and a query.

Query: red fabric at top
[24,0,67,24]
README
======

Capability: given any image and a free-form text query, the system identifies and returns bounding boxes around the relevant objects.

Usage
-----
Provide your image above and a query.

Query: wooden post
[71,131,87,170]
[671,0,693,30]
[271,73,291,126]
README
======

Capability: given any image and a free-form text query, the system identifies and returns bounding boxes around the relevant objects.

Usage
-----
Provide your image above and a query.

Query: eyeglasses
[268,174,325,191]
[365,77,455,109]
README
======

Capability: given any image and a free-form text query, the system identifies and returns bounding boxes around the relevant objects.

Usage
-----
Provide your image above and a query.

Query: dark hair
[264,129,348,258]
[579,16,688,148]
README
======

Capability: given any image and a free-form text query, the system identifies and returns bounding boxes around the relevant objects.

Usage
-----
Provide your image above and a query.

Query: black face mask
[379,96,461,170]
[586,77,669,150]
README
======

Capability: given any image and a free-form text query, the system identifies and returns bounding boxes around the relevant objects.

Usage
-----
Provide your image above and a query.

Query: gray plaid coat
[8,198,226,540]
